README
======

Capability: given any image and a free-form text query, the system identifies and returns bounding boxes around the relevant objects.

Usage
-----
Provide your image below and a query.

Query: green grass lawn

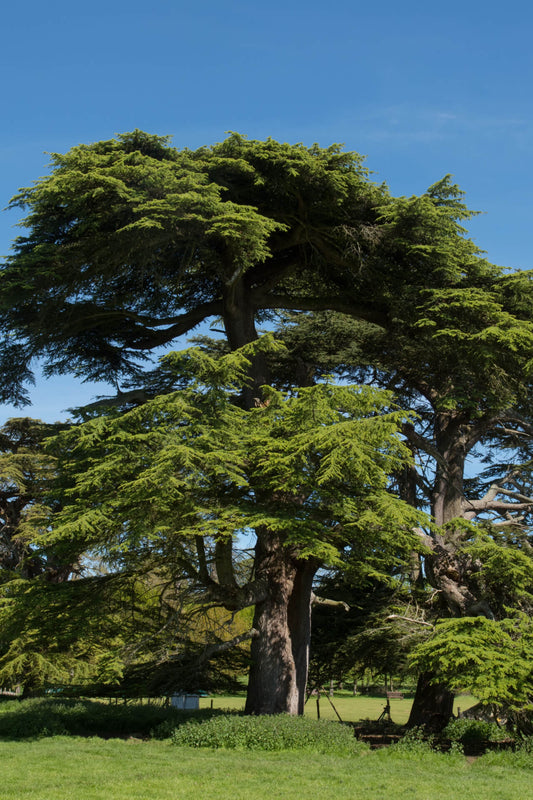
[0,696,526,800]
[0,737,530,800]
[201,691,477,725]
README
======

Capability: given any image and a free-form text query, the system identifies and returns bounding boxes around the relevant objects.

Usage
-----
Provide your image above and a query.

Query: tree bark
[221,279,322,715]
[410,412,469,728]
[223,279,269,409]
[431,411,468,527]
[407,671,454,732]
[409,412,496,728]
[244,531,319,715]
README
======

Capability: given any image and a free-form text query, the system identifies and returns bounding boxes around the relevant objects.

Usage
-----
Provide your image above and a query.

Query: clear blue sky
[1,0,532,423]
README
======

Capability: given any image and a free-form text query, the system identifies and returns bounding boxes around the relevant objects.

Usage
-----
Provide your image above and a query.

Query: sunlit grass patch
[0,738,532,800]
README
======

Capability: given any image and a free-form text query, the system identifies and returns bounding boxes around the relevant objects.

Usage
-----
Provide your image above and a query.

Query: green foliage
[42,341,422,570]
[0,341,425,696]
[410,615,533,710]
[6,131,524,417]
[443,717,509,745]
[0,131,387,403]
[0,567,252,694]
[6,130,533,720]
[0,572,149,691]
[0,417,67,580]
[388,726,435,756]
[461,531,533,616]
[170,713,367,754]
[0,697,220,740]
[309,572,423,687]
[276,179,533,418]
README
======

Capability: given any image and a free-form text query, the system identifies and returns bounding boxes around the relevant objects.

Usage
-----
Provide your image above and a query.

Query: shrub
[388,726,435,756]
[150,707,239,739]
[171,714,368,754]
[443,718,509,745]
[0,700,73,738]
[386,727,464,761]
[0,698,222,739]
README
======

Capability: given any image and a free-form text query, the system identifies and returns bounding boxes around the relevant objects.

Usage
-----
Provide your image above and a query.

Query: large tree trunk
[407,672,454,732]
[410,412,496,727]
[428,413,485,615]
[223,283,320,714]
[222,281,321,715]
[244,531,319,715]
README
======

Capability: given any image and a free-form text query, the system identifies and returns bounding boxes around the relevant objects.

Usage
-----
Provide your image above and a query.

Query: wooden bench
[386,691,404,700]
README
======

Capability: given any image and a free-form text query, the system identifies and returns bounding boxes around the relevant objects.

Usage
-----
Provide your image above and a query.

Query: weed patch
[171,713,369,754]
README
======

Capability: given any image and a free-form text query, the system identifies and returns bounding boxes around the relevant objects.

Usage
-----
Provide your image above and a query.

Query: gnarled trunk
[245,531,319,715]
[410,412,469,728]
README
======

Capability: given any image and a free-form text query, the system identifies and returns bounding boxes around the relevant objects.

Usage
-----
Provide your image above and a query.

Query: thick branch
[491,517,526,527]
[127,301,224,349]
[197,577,269,612]
[402,423,448,470]
[214,539,236,588]
[72,389,152,414]
[466,501,533,518]
[195,536,210,584]
[463,487,533,518]
[253,292,388,327]
[497,486,533,504]
[196,628,259,662]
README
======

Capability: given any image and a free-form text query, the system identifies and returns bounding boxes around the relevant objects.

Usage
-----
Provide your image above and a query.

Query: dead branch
[386,614,434,628]
[311,593,350,611]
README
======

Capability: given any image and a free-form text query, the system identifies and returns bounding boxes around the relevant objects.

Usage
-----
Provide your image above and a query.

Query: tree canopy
[0,417,68,580]
[3,131,522,407]
[3,131,533,722]
[1,131,391,403]
[11,342,420,710]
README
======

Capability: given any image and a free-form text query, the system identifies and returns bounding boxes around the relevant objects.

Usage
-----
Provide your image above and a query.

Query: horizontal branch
[253,293,388,327]
[198,577,269,612]
[128,300,224,349]
[464,498,533,518]
[498,486,533,504]
[72,388,152,414]
[196,628,259,662]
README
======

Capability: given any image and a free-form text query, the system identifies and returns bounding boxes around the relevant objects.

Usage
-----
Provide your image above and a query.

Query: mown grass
[0,692,478,740]
[0,737,531,800]
[0,697,528,800]
[201,691,477,725]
